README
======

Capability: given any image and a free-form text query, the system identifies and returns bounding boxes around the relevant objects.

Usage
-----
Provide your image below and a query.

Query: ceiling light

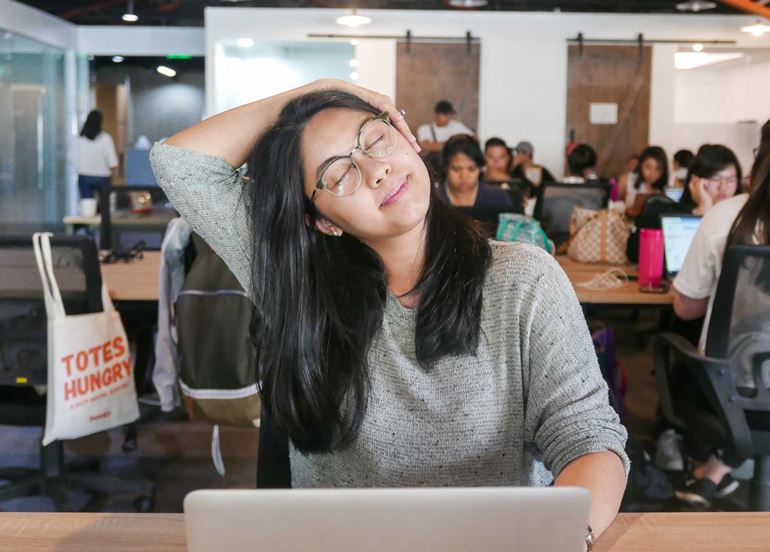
[122,0,138,22]
[112,56,124,63]
[157,65,177,78]
[675,1,717,12]
[349,59,359,68]
[448,0,488,7]
[336,9,371,28]
[741,20,770,37]
[349,72,359,81]
[692,43,704,52]
[350,39,359,46]
[236,38,254,48]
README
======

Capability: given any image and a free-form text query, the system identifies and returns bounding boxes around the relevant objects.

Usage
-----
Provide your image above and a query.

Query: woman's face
[446,153,481,195]
[700,164,739,204]
[485,145,511,174]
[301,108,431,242]
[640,157,662,186]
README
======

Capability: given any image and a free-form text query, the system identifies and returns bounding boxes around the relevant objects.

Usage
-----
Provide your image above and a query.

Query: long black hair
[634,146,669,191]
[80,110,103,141]
[247,90,492,454]
[679,144,742,213]
[728,141,770,249]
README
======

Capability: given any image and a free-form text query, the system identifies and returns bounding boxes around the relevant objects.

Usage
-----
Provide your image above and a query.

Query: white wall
[205,7,769,178]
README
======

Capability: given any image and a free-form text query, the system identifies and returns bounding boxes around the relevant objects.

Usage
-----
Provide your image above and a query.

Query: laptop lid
[184,487,590,552]
[660,214,702,278]
[664,187,684,202]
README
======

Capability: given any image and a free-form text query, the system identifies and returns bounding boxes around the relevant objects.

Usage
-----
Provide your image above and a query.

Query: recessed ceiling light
[336,9,372,28]
[675,1,717,12]
[236,38,254,48]
[122,0,138,22]
[157,65,177,78]
[349,59,359,68]
[448,0,488,7]
[741,20,770,37]
[349,72,359,81]
[692,43,704,52]
[112,56,124,63]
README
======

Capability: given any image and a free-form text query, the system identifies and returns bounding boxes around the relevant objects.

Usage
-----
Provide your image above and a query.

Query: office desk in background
[100,253,673,305]
[2,512,770,551]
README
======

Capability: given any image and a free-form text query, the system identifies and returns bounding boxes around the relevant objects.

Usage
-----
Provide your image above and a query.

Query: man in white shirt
[417,100,474,154]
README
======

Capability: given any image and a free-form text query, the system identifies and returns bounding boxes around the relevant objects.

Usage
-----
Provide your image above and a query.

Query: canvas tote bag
[33,233,139,446]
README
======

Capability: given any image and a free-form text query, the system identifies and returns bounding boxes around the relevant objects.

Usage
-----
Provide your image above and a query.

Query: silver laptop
[660,214,702,278]
[184,487,590,552]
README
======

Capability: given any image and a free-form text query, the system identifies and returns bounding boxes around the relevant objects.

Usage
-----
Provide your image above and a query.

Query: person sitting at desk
[438,135,514,210]
[677,145,741,216]
[151,79,629,544]
[511,140,555,189]
[671,142,769,507]
[672,149,695,189]
[482,137,513,183]
[564,144,599,184]
[623,146,669,216]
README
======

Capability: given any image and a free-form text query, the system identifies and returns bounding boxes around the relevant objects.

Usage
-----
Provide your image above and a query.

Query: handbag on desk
[567,207,630,265]
[33,232,139,446]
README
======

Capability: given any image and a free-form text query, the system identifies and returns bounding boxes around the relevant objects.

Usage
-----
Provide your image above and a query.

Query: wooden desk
[2,512,770,551]
[100,251,161,302]
[556,255,673,306]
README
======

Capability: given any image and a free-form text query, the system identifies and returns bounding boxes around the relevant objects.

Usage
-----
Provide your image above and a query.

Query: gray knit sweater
[151,142,629,488]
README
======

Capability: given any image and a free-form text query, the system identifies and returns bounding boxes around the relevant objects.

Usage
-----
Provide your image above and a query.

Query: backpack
[175,233,260,428]
[496,213,554,254]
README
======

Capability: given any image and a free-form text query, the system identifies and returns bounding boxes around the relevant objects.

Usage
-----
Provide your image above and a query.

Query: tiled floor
[0,306,752,513]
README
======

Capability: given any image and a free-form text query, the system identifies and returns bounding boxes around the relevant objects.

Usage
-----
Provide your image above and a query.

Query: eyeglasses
[312,112,397,201]
[703,175,739,191]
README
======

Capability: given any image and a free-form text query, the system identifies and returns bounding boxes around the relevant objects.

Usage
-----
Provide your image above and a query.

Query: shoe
[676,478,717,507]
[714,474,740,499]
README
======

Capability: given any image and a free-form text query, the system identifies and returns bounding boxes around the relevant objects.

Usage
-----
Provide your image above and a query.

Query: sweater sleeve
[521,249,630,479]
[150,142,253,293]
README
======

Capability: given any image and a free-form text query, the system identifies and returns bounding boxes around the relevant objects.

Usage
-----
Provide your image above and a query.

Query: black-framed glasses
[312,112,397,201]
[100,240,146,264]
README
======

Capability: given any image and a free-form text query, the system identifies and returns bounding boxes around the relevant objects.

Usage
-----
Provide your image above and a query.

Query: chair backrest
[99,185,176,251]
[706,245,770,395]
[533,182,610,245]
[0,236,102,388]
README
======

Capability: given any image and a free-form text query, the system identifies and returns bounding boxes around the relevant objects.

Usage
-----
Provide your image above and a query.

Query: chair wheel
[134,495,154,513]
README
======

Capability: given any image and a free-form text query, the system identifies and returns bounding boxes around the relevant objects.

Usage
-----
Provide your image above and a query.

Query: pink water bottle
[638,228,664,288]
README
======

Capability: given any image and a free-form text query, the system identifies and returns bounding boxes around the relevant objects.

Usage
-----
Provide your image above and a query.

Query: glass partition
[0,30,68,225]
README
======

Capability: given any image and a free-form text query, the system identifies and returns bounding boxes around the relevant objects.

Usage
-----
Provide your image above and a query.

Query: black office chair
[654,245,770,510]
[0,235,155,511]
[99,185,176,251]
[533,182,610,247]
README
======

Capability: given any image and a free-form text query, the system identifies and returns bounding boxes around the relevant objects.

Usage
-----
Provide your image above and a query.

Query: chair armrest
[653,333,754,458]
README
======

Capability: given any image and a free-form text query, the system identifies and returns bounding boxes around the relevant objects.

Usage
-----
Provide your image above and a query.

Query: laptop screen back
[661,215,702,276]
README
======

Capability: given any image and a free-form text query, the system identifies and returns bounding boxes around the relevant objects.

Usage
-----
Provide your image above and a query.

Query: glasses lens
[322,158,361,197]
[360,119,396,158]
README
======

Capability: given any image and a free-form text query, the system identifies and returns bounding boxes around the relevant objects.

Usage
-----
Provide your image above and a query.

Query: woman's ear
[314,217,343,237]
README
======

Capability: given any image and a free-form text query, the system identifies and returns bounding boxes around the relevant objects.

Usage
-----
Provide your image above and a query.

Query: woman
[77,110,119,199]
[678,145,741,216]
[621,146,668,211]
[150,79,628,542]
[483,137,513,182]
[440,135,513,209]
[672,141,769,506]
[672,149,695,189]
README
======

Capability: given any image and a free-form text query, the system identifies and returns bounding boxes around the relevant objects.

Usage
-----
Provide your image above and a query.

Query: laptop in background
[661,214,702,278]
[664,187,685,203]
[184,487,590,552]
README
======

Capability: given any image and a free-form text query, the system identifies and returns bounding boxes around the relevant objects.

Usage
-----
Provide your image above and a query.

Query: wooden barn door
[395,42,480,133]
[566,45,652,179]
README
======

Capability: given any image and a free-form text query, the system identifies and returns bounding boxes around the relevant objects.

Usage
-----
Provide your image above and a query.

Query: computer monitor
[660,214,702,278]
[185,487,590,552]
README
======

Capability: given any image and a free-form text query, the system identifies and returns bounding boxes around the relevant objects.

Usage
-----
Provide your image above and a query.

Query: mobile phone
[639,281,669,294]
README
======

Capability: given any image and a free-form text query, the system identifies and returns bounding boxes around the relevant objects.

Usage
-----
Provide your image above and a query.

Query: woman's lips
[380,178,408,208]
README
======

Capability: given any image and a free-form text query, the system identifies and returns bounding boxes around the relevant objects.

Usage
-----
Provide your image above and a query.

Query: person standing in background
[77,110,119,200]
[417,100,474,154]
[511,141,555,188]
